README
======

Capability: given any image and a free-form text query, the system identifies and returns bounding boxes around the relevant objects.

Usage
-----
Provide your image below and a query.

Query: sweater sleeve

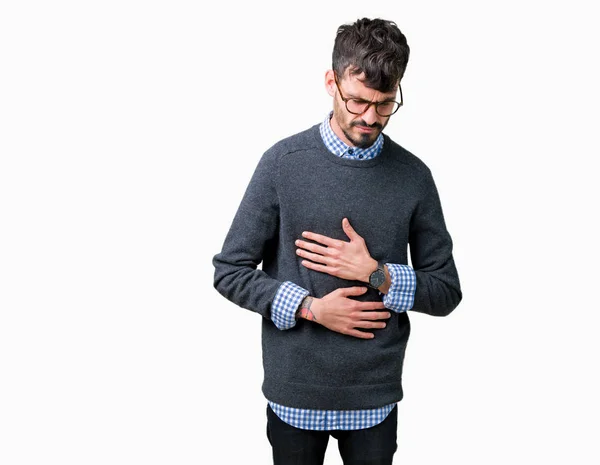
[212,149,284,320]
[409,168,462,317]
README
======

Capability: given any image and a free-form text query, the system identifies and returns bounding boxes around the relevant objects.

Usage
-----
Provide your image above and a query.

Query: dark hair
[332,18,410,92]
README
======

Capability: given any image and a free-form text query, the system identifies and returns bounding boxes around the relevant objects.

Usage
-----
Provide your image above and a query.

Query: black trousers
[266,404,398,465]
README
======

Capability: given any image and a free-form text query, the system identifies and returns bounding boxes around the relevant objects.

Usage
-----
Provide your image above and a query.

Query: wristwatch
[368,262,386,289]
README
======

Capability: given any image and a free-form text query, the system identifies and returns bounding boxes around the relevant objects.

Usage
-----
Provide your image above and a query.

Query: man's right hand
[296,287,391,339]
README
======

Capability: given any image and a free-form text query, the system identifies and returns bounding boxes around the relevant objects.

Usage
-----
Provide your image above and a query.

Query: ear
[325,70,336,97]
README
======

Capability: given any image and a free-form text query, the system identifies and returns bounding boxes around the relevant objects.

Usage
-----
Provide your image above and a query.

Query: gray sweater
[212,123,462,410]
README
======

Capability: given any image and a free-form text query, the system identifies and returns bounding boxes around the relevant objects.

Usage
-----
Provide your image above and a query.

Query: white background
[1,1,599,464]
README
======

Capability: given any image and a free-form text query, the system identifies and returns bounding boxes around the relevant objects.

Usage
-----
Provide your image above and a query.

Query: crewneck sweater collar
[312,121,390,168]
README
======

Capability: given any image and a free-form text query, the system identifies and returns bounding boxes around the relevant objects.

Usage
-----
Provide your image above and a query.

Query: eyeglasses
[334,75,403,117]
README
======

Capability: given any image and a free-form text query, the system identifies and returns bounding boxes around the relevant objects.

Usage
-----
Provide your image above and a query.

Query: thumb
[342,217,360,241]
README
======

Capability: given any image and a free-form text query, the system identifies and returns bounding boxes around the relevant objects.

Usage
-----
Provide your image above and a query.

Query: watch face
[370,268,385,288]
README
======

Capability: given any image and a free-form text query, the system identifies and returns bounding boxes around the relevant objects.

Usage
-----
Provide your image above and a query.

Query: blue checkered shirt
[268,113,417,430]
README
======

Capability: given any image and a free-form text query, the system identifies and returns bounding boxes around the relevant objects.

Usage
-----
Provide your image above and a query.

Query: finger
[355,320,387,329]
[346,329,375,339]
[301,230,344,248]
[295,239,329,256]
[337,286,368,297]
[301,260,339,276]
[359,311,392,320]
[296,249,334,266]
[356,301,388,311]
[342,217,361,241]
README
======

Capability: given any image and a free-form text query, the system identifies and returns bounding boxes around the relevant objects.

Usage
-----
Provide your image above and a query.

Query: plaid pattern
[383,263,416,312]
[266,114,416,430]
[267,400,396,431]
[319,111,384,159]
[271,281,309,330]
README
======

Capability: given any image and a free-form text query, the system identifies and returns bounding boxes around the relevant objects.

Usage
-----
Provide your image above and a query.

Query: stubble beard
[333,103,386,149]
[341,123,381,149]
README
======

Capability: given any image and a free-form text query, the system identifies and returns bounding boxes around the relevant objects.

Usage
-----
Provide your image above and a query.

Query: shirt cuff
[271,281,310,330]
[381,263,416,312]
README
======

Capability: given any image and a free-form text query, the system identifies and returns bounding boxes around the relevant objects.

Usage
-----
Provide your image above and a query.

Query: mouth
[355,125,376,133]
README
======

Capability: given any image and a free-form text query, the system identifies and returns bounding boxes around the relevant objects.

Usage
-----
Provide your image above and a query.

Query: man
[213,17,462,465]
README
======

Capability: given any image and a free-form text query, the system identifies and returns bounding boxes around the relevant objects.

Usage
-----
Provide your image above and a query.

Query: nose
[361,104,379,126]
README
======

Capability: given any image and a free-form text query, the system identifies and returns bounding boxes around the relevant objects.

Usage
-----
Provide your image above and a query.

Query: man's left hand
[296,218,378,283]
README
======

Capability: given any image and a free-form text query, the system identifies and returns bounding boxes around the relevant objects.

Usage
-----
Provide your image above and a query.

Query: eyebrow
[346,91,398,102]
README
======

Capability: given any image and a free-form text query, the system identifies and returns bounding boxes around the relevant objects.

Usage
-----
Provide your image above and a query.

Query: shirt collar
[319,111,384,160]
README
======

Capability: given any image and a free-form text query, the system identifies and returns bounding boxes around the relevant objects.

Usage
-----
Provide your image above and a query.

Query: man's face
[327,70,399,149]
